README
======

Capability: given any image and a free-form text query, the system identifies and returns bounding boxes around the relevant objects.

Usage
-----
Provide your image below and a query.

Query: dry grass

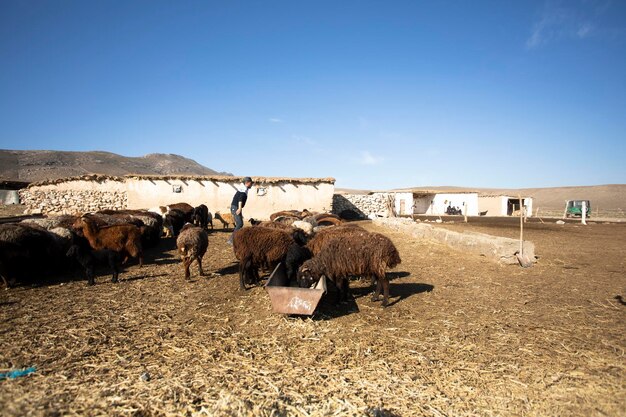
[1,221,625,416]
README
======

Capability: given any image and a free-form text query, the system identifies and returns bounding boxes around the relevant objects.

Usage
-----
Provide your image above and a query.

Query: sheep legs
[239,257,260,290]
[86,266,95,286]
[239,257,251,290]
[182,256,204,279]
[381,277,390,306]
[334,278,350,304]
[197,257,204,277]
[108,252,121,283]
[371,275,390,306]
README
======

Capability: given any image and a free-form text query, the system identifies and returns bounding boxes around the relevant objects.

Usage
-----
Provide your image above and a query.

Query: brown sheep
[300,212,342,227]
[176,224,209,279]
[248,219,294,231]
[96,209,164,247]
[233,226,307,290]
[73,216,144,280]
[306,224,368,255]
[298,232,401,307]
[269,209,313,221]
[273,216,299,225]
[214,211,235,229]
[168,202,194,221]
[314,216,344,227]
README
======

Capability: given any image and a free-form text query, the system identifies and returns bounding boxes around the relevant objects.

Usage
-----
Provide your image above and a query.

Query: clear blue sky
[1,1,625,189]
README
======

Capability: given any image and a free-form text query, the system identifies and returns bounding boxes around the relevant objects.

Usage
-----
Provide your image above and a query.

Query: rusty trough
[264,263,327,315]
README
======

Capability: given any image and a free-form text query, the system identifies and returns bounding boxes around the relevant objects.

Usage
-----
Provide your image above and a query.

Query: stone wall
[374,217,536,265]
[19,189,128,215]
[332,193,394,218]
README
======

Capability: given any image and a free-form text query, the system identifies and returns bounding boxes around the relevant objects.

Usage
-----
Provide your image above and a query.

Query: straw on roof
[27,174,335,188]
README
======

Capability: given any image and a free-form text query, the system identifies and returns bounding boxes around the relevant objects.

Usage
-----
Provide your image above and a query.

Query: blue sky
[1,1,625,189]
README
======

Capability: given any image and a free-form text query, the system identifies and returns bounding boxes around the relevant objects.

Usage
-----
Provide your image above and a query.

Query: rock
[556,220,565,225]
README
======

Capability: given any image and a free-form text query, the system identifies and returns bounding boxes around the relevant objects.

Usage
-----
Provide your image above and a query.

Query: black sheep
[192,204,211,230]
[233,227,308,290]
[163,208,186,237]
[284,243,312,285]
[66,238,122,285]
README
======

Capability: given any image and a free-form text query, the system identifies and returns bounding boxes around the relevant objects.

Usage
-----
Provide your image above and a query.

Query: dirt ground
[1,220,624,416]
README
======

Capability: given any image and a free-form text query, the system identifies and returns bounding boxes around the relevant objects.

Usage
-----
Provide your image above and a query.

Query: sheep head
[72,216,89,231]
[297,262,319,288]
[291,229,308,246]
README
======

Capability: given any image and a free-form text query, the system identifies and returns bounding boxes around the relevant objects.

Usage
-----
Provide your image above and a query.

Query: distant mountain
[0,150,233,182]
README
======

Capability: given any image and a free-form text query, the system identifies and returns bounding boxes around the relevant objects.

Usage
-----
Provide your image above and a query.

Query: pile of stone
[19,189,128,215]
[332,193,393,218]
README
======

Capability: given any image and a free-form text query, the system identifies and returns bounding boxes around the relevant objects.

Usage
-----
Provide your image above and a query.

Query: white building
[21,174,335,218]
[478,194,533,217]
[394,189,479,216]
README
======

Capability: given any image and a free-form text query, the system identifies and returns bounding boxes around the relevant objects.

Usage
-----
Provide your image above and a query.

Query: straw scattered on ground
[1,220,625,416]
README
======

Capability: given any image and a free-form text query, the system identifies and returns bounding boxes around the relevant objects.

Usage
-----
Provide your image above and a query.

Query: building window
[172,185,182,193]
[256,187,267,196]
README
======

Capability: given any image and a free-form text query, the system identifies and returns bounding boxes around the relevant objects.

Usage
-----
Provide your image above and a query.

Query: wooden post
[582,201,587,225]
[464,202,468,223]
[563,200,569,219]
[518,195,524,255]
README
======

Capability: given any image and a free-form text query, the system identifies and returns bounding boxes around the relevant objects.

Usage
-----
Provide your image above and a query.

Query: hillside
[0,150,232,182]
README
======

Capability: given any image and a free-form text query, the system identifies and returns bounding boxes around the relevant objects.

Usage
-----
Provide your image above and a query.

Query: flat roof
[394,188,480,194]
[28,174,335,187]
[479,193,534,198]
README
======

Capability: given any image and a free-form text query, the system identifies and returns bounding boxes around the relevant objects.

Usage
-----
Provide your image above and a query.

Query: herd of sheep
[0,203,401,308]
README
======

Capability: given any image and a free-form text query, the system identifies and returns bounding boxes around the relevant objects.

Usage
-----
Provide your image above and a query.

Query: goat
[297,232,401,307]
[73,215,143,277]
[214,211,235,229]
[176,223,209,279]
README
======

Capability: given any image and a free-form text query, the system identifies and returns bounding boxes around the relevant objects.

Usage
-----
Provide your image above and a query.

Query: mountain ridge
[0,149,232,182]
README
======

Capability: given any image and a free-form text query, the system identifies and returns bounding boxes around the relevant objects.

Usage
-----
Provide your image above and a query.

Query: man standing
[228,176,253,244]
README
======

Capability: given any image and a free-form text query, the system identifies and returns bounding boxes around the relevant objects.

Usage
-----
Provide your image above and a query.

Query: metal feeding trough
[264,263,327,315]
